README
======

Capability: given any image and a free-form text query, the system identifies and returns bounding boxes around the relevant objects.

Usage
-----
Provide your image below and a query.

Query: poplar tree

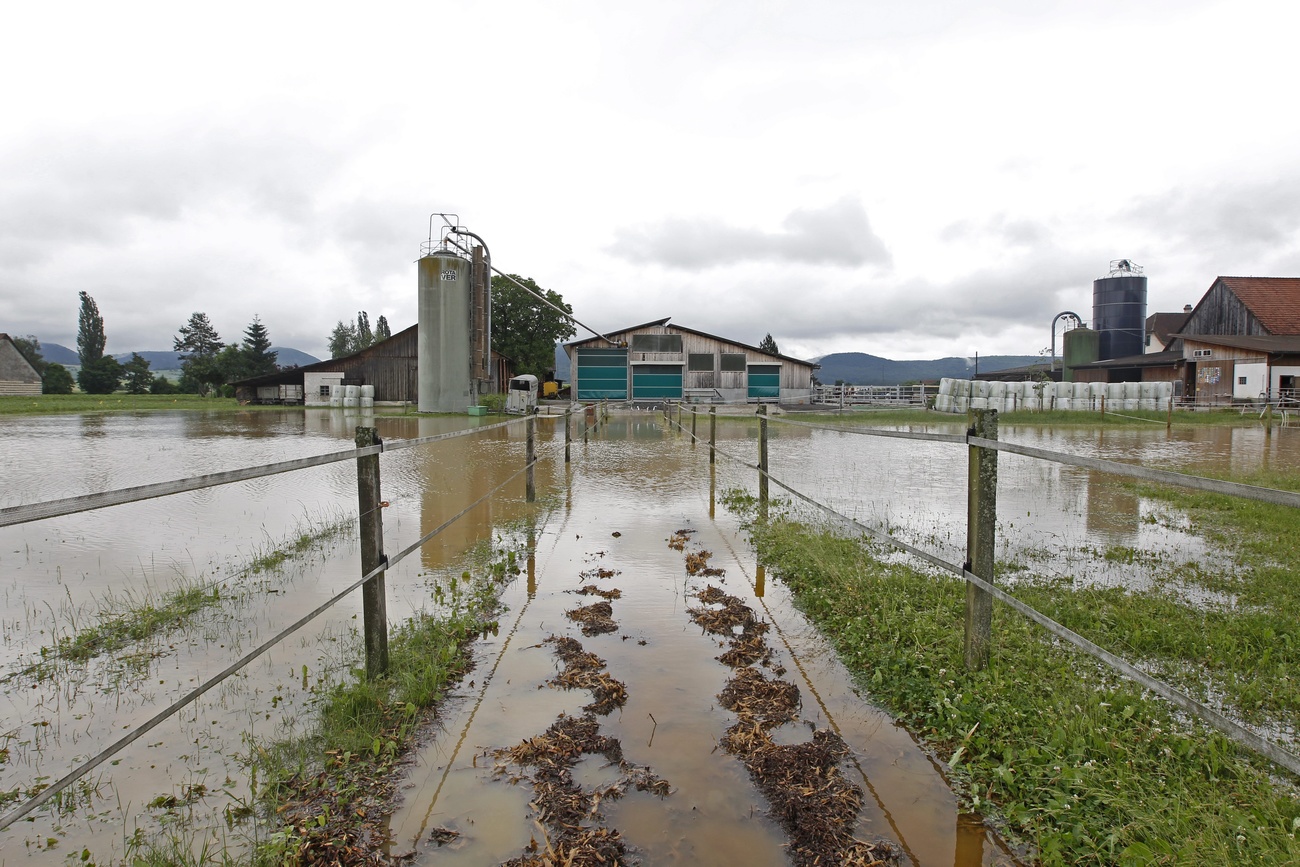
[76,291,106,365]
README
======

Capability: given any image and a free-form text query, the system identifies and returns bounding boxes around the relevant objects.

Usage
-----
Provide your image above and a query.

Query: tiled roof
[1145,312,1190,344]
[1218,277,1300,335]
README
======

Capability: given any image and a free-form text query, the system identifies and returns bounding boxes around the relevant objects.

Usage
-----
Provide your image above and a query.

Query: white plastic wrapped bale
[971,380,990,398]
[988,381,1008,398]
[939,378,955,396]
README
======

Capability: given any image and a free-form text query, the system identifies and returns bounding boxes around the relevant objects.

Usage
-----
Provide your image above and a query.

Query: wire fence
[665,404,1300,777]
[0,415,538,831]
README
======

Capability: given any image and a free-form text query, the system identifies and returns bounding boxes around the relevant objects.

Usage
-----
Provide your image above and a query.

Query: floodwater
[0,408,1292,863]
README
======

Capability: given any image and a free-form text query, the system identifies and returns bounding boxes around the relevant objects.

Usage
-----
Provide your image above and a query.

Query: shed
[232,324,514,406]
[0,334,42,396]
[565,318,818,404]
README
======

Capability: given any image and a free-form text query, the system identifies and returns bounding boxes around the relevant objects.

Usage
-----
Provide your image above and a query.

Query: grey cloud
[1124,179,1300,255]
[939,214,1051,247]
[607,197,892,270]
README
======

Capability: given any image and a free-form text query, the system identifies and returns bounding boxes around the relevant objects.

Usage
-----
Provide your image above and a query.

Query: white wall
[1234,362,1267,400]
[304,371,344,407]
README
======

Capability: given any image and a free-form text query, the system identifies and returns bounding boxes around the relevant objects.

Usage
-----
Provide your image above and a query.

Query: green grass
[729,492,1300,865]
[0,394,263,415]
[243,544,521,865]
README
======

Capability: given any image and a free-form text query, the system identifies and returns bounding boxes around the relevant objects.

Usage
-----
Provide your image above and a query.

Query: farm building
[565,318,818,404]
[1070,276,1300,403]
[232,324,513,406]
[0,334,42,396]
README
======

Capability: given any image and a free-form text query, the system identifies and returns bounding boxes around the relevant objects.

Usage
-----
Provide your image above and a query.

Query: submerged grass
[728,491,1300,865]
[23,512,355,678]
[242,542,522,866]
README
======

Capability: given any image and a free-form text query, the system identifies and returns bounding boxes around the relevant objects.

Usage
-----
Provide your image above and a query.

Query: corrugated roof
[1217,277,1300,334]
[1178,334,1300,354]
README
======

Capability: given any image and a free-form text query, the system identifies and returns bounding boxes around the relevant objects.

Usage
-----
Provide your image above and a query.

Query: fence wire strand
[0,418,545,831]
[669,410,1300,777]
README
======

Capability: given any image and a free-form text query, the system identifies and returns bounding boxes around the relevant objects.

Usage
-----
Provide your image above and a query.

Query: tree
[122,353,154,394]
[758,333,780,355]
[355,311,373,350]
[42,363,74,394]
[77,291,106,365]
[150,375,178,395]
[240,315,278,377]
[78,356,122,394]
[374,315,391,342]
[328,320,357,358]
[491,274,576,377]
[174,312,225,396]
[12,335,47,375]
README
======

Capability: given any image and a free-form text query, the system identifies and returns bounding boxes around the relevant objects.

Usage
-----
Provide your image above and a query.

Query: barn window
[1238,376,1248,385]
[720,353,746,372]
[688,353,714,371]
[630,334,682,353]
[319,385,331,397]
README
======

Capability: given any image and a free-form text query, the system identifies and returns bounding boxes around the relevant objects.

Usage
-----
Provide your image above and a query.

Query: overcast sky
[3,0,1299,363]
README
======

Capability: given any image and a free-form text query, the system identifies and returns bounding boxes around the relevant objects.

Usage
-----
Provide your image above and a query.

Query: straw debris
[493,713,672,867]
[565,600,618,636]
[571,585,622,600]
[545,636,628,716]
[668,528,695,551]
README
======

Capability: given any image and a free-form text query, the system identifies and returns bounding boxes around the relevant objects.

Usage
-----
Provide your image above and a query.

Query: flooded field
[0,408,1291,863]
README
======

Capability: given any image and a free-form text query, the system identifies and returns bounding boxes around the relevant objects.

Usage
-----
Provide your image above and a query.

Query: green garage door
[747,364,780,400]
[632,364,683,400]
[576,349,628,400]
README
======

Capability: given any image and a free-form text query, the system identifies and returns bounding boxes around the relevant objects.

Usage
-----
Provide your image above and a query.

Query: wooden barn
[565,319,818,404]
[0,334,42,396]
[233,324,512,406]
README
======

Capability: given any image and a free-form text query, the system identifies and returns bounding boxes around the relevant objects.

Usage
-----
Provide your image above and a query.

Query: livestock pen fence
[663,402,1300,779]
[0,411,607,832]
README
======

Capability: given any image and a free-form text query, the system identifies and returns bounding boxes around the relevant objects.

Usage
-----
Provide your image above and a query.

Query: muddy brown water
[0,409,1293,863]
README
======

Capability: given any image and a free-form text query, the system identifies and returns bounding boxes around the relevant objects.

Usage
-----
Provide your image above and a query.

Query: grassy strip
[791,407,1269,428]
[0,394,276,415]
[244,547,520,866]
[731,498,1300,864]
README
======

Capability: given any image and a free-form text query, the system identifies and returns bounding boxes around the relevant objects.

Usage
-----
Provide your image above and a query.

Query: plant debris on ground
[679,549,901,865]
[565,600,619,636]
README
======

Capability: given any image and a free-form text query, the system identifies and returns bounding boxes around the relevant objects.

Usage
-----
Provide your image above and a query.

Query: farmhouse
[1071,276,1300,403]
[565,318,818,404]
[0,334,42,396]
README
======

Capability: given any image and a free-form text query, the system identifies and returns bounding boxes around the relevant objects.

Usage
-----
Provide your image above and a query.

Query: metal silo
[417,242,473,413]
[1093,259,1147,361]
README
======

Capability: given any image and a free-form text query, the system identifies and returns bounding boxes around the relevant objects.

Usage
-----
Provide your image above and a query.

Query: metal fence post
[691,406,697,444]
[758,405,769,522]
[964,409,998,670]
[709,406,717,464]
[355,427,389,679]
[564,407,572,464]
[526,414,536,503]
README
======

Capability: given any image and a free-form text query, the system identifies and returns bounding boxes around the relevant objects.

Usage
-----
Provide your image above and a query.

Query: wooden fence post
[709,406,717,464]
[526,414,536,503]
[355,426,389,679]
[564,407,572,464]
[758,405,769,522]
[965,409,998,670]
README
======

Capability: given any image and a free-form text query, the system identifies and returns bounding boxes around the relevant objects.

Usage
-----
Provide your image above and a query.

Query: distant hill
[815,352,1046,385]
[36,342,319,370]
[268,346,321,368]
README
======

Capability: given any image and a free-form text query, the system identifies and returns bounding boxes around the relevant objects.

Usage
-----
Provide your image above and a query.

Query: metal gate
[575,349,628,400]
[747,364,780,400]
[631,364,683,400]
